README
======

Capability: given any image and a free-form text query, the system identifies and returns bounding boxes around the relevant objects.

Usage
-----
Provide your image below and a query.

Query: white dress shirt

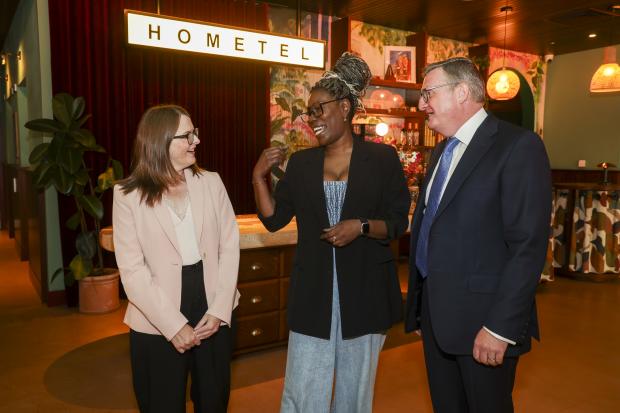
[424,107,516,346]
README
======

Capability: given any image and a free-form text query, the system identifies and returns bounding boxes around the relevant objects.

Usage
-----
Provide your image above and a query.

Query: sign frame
[124,9,326,70]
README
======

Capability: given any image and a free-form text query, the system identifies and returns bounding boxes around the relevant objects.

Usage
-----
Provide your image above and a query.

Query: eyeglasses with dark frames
[420,83,459,103]
[300,98,345,123]
[172,127,199,145]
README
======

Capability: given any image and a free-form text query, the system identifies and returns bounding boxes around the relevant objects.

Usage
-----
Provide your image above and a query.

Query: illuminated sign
[125,10,325,69]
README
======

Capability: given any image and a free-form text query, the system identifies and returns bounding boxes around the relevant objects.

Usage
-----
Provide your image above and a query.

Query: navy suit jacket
[404,114,552,357]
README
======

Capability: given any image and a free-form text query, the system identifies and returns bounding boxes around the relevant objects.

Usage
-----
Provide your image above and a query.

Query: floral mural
[351,21,413,77]
[427,35,472,63]
[268,6,331,176]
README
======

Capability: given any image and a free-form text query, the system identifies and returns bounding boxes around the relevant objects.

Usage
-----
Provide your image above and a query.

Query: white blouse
[166,202,202,265]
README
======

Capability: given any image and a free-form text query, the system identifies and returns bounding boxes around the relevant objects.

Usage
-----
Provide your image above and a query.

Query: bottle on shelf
[404,122,414,151]
[398,126,407,150]
[412,122,420,146]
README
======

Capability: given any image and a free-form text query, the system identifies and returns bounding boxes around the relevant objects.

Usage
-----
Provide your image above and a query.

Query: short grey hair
[424,57,486,103]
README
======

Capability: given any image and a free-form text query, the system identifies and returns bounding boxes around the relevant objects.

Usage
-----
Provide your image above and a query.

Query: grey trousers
[280,257,386,413]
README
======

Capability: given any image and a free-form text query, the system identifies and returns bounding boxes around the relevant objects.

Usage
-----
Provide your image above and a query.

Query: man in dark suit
[405,57,551,413]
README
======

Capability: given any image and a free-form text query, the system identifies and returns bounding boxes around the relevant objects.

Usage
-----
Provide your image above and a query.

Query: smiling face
[418,67,461,137]
[169,114,200,172]
[306,88,350,147]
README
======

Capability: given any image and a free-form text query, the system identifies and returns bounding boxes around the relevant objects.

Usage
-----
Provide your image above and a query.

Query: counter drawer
[239,249,279,282]
[235,312,279,349]
[237,280,279,317]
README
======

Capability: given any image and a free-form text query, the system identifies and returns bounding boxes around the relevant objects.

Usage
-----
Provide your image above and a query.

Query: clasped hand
[320,219,361,247]
[171,314,222,354]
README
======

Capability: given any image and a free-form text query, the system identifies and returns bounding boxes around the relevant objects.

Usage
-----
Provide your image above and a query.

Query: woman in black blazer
[253,53,410,413]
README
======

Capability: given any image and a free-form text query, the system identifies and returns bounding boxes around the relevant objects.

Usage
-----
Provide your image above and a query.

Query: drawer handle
[250,263,262,271]
[251,328,263,337]
[251,295,263,304]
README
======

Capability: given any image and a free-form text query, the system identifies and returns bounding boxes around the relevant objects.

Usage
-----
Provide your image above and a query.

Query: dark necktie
[415,137,460,278]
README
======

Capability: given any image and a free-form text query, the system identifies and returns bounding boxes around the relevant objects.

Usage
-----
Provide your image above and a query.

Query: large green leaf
[69,254,93,280]
[76,231,97,260]
[111,159,124,180]
[97,167,115,192]
[78,194,103,220]
[29,143,50,164]
[71,129,96,148]
[59,148,83,174]
[53,93,74,127]
[50,267,71,285]
[72,96,85,119]
[24,119,64,133]
[54,167,74,194]
[75,113,92,129]
[74,169,90,186]
[47,133,65,164]
[34,162,54,188]
[66,212,81,230]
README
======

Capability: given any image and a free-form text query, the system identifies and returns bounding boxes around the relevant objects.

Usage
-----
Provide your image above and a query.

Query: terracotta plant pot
[78,269,120,314]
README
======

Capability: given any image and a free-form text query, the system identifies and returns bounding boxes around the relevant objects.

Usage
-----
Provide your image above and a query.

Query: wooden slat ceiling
[1,1,617,56]
[270,0,620,56]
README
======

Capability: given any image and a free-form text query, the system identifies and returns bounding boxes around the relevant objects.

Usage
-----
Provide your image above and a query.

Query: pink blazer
[112,169,240,340]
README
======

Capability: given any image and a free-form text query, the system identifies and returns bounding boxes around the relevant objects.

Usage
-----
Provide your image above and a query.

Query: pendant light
[486,6,520,100]
[589,6,620,93]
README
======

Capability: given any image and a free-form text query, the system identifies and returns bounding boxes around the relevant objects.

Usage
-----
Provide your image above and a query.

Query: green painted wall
[543,44,620,170]
[2,0,63,293]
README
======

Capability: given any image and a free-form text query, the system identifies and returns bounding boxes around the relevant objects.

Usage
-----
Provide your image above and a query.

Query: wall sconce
[1,54,5,65]
[17,50,22,61]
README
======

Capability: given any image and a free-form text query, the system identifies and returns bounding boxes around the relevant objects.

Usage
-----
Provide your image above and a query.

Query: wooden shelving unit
[369,78,422,90]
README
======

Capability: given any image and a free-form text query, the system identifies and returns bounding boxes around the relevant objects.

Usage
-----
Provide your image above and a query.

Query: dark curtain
[48,0,269,270]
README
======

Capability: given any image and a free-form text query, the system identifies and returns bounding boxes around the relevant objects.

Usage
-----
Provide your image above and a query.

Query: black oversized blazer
[259,138,410,339]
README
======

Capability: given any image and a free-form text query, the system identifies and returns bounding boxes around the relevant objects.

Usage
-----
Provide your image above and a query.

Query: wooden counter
[99,214,408,354]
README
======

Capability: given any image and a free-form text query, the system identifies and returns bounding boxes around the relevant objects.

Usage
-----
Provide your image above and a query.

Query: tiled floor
[1,229,619,412]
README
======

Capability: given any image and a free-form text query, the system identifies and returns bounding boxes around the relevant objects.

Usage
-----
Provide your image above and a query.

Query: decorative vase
[78,269,121,314]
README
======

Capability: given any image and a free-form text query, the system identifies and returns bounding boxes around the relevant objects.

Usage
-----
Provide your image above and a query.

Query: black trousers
[129,261,233,413]
[420,281,518,413]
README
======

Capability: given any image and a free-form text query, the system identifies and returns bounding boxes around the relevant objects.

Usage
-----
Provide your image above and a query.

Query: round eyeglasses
[172,127,199,145]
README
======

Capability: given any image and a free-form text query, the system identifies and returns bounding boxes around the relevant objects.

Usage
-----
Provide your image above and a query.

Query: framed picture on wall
[384,46,416,83]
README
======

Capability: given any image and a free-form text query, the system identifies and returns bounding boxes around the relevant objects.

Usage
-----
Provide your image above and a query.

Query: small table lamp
[596,161,617,184]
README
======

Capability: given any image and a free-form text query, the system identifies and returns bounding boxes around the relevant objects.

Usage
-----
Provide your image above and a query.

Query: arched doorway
[487,70,535,131]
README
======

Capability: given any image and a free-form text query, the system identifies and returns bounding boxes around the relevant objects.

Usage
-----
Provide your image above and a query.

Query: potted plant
[26,92,123,313]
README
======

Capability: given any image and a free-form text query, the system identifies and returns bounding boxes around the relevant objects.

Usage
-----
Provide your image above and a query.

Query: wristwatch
[360,218,370,236]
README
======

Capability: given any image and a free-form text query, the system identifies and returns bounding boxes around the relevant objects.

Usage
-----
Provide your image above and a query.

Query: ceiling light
[590,7,620,93]
[589,33,597,38]
[590,47,620,93]
[486,5,520,100]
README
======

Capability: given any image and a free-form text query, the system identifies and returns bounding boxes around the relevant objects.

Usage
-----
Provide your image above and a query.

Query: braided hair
[311,52,372,122]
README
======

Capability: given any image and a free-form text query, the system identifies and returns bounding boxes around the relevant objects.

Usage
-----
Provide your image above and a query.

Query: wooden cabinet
[234,246,294,354]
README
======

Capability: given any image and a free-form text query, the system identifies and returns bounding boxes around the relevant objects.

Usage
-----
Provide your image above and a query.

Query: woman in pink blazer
[113,104,239,413]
